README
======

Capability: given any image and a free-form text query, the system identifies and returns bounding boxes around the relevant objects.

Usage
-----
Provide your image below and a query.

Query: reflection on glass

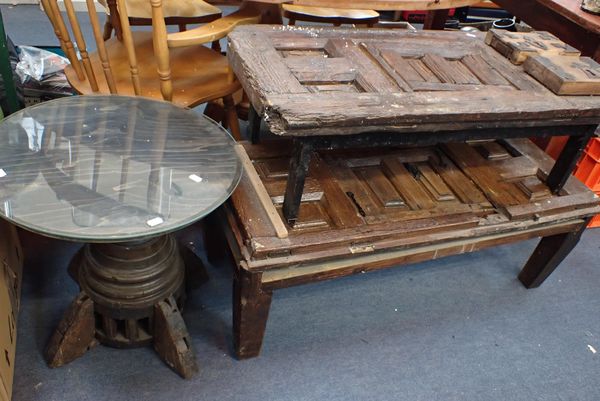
[0,95,242,241]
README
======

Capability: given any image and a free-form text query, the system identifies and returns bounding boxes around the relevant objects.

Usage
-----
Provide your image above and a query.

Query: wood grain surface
[228,26,600,137]
[227,139,600,270]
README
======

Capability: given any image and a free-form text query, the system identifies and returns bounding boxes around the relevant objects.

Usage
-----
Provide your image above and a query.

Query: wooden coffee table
[0,95,242,378]
[225,26,600,358]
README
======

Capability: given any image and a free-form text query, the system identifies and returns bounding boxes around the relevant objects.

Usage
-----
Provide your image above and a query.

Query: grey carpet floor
[11,225,600,401]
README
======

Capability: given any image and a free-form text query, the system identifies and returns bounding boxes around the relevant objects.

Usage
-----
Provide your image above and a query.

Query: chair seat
[282,4,379,21]
[99,0,221,19]
[65,32,240,108]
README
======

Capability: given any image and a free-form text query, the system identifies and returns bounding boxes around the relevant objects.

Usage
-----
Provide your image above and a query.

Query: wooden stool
[282,4,379,26]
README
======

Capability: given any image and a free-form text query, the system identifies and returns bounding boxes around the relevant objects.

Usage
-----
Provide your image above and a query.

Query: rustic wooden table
[493,0,600,61]
[225,26,600,358]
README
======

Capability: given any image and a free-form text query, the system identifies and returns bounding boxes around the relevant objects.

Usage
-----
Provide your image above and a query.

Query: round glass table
[0,95,242,378]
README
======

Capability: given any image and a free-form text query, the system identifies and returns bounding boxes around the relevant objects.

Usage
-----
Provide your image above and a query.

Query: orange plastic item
[574,153,600,192]
[585,138,600,161]
[589,214,600,228]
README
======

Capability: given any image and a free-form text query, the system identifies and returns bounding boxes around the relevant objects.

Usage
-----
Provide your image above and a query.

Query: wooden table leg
[423,9,450,30]
[247,104,261,144]
[546,132,594,193]
[233,267,273,359]
[519,218,591,288]
[282,139,313,225]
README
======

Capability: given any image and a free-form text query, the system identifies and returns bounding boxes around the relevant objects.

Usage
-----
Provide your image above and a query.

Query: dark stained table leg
[423,9,450,30]
[282,139,313,225]
[519,217,591,288]
[233,268,272,359]
[546,132,595,193]
[247,104,261,144]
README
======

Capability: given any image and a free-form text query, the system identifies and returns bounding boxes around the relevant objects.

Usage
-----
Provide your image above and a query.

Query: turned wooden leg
[45,292,97,368]
[519,219,591,288]
[154,296,199,379]
[233,268,272,359]
[223,95,242,141]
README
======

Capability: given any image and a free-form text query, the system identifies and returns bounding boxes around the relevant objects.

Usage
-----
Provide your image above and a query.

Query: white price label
[189,174,203,183]
[146,217,164,227]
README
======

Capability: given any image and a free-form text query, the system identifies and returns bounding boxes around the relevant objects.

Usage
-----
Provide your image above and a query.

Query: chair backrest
[41,0,160,96]
[40,0,260,102]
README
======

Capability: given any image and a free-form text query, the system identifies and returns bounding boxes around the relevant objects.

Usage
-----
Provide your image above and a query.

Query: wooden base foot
[233,268,272,359]
[45,292,97,368]
[46,235,199,378]
[519,219,590,288]
[154,296,199,379]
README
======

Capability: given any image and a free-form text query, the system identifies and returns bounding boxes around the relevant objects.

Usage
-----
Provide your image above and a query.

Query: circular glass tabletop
[0,95,242,242]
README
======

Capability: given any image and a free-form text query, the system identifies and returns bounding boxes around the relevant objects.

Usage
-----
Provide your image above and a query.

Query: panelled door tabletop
[228,26,600,224]
[228,26,600,137]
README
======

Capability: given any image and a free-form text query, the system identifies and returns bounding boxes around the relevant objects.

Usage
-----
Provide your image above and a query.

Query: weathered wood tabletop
[228,26,600,223]
[228,26,600,137]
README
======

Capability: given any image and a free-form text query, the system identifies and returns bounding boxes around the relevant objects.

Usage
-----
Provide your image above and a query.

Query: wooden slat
[415,162,456,201]
[260,220,582,287]
[517,177,552,201]
[477,141,511,160]
[309,154,365,228]
[379,50,424,83]
[63,0,98,91]
[461,54,511,86]
[490,156,539,181]
[359,43,412,92]
[324,39,398,92]
[284,57,357,84]
[235,144,289,239]
[355,166,406,207]
[381,157,436,209]
[85,0,117,93]
[116,0,142,95]
[443,142,528,207]
[262,90,574,136]
[326,161,382,218]
[430,152,492,206]
[264,178,324,204]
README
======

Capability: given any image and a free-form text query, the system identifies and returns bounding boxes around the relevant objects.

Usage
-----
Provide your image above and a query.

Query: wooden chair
[41,0,262,139]
[100,0,223,47]
[282,4,379,27]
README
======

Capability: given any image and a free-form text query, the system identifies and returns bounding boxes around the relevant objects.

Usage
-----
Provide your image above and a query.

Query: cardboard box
[0,220,22,401]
